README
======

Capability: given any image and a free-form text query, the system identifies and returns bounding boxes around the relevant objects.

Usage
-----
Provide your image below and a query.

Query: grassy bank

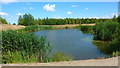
[2,21,119,63]
[15,25,57,33]
[76,21,120,57]
[2,31,51,63]
[93,21,120,57]
[2,26,72,64]
[75,25,94,33]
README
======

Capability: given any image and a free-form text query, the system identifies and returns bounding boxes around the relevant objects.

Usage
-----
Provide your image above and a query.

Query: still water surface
[34,29,107,60]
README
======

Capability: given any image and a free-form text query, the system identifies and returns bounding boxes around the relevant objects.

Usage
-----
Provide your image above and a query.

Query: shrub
[2,31,51,63]
[80,26,93,33]
[93,23,120,57]
[75,26,93,33]
[105,24,120,56]
[93,21,118,41]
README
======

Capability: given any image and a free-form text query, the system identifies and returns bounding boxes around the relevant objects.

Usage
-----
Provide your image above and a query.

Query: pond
[34,29,107,60]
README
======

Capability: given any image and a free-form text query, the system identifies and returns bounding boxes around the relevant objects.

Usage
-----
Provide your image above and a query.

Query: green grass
[2,31,51,63]
[16,25,56,33]
[75,25,93,33]
[92,22,120,57]
[52,52,72,62]
[2,30,72,63]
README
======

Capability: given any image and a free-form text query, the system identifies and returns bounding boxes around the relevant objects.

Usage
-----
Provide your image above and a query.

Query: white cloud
[29,7,34,10]
[17,13,22,15]
[53,15,61,19]
[72,5,79,7]
[67,11,72,14]
[1,0,17,4]
[101,13,118,18]
[85,8,89,10]
[0,12,8,16]
[111,13,118,17]
[43,4,56,12]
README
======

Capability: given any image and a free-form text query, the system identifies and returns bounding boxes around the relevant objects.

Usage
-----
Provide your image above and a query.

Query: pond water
[34,29,107,60]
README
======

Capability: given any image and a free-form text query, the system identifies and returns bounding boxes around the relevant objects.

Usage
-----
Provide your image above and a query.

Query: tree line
[1,13,119,25]
[18,13,115,26]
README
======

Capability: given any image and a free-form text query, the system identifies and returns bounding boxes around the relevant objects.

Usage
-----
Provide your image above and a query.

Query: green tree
[18,15,23,25]
[18,13,34,26]
[113,15,117,22]
[13,23,16,25]
[0,17,8,24]
[118,16,120,23]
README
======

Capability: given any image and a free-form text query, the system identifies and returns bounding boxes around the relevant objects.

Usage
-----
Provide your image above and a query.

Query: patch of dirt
[0,24,26,31]
[51,24,95,28]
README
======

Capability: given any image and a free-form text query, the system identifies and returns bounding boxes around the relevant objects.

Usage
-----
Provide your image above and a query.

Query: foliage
[13,23,16,25]
[93,21,118,41]
[2,31,51,63]
[112,15,118,22]
[105,24,120,56]
[18,13,34,26]
[93,23,120,57]
[17,13,113,26]
[76,26,93,33]
[0,17,8,24]
[16,25,55,33]
[118,16,120,23]
[52,52,72,62]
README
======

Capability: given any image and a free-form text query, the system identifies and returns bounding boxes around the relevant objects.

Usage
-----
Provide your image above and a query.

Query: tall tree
[113,15,117,22]
[18,15,23,25]
[18,13,34,26]
[0,17,8,24]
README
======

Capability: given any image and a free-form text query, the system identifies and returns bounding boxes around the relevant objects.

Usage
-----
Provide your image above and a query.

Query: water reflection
[92,41,110,56]
[34,29,107,60]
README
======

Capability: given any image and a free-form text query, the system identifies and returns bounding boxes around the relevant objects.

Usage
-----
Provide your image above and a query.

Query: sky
[0,2,118,24]
[0,0,120,2]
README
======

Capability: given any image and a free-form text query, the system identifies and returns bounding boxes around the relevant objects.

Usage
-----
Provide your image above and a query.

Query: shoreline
[0,24,95,31]
[1,57,118,66]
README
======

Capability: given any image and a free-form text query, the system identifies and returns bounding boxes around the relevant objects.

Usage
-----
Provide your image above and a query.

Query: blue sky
[0,2,118,24]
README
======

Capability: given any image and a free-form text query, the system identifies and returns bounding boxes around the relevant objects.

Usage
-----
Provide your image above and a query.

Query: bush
[2,31,51,63]
[105,24,120,56]
[75,26,93,33]
[80,26,93,33]
[93,21,118,41]
[93,23,120,57]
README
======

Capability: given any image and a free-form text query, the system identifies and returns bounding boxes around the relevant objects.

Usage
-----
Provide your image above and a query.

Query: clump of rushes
[93,21,118,41]
[16,25,54,33]
[2,30,51,63]
[52,52,72,62]
[80,26,93,33]
[93,22,120,57]
[75,26,93,33]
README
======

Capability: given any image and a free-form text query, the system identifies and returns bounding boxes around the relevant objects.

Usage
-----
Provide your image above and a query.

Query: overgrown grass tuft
[93,21,118,41]
[75,25,93,33]
[2,31,51,63]
[93,22,120,57]
[52,52,72,62]
[16,25,56,33]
